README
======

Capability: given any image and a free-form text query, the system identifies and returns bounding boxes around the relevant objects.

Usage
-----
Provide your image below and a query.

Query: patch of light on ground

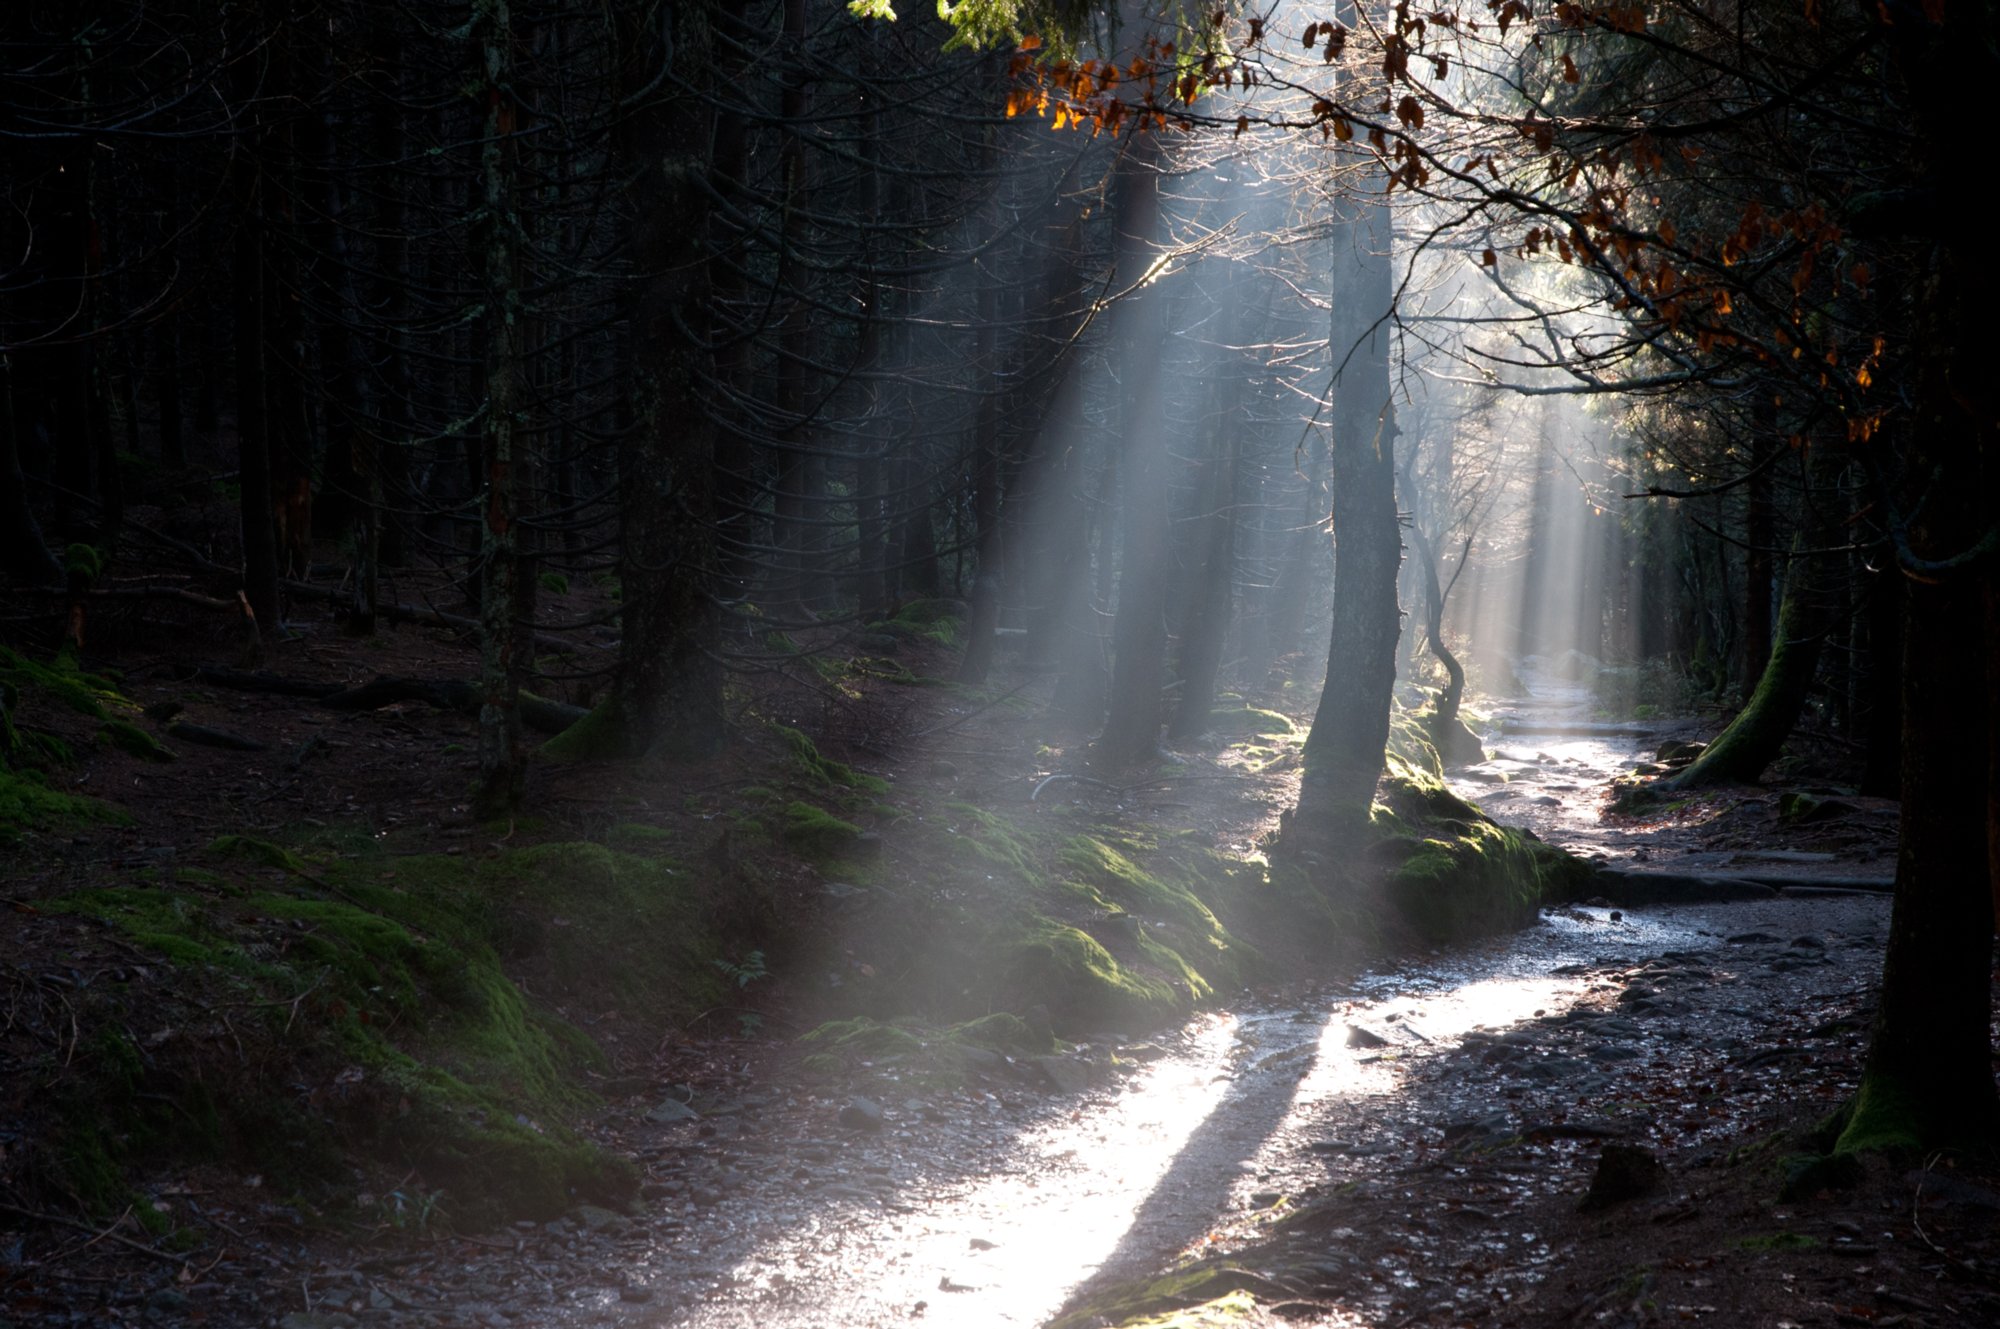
[681,1015,1245,1327]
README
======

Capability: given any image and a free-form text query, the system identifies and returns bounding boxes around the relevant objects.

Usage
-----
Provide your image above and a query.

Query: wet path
[1449,674,1897,886]
[547,901,1885,1329]
[363,687,1890,1329]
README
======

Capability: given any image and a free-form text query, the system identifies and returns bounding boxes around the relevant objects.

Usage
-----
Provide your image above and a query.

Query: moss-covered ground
[21,831,746,1228]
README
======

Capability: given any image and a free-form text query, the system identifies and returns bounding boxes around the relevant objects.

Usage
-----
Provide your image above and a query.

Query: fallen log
[166,721,270,752]
[190,666,585,736]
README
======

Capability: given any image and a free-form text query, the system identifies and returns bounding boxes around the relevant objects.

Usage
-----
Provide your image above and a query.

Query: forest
[1,1,1995,1326]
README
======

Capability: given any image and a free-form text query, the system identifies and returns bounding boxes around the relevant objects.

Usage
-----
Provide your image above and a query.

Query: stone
[646,1099,699,1125]
[1345,1024,1392,1049]
[1579,1143,1666,1210]
[1778,792,1858,825]
[838,1097,886,1131]
[1117,1042,1169,1062]
[1029,1055,1095,1095]
[575,1204,627,1233]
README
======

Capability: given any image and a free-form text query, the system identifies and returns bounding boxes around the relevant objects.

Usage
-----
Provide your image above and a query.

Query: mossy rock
[771,724,887,799]
[1006,916,1199,1028]
[1386,705,1445,778]
[1368,761,1594,944]
[1206,704,1298,738]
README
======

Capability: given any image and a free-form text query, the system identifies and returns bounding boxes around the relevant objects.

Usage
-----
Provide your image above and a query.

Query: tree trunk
[230,23,285,637]
[1838,0,1999,1153]
[471,0,525,818]
[1664,445,1841,790]
[1858,553,1901,797]
[1291,182,1401,840]
[1169,368,1244,741]
[0,356,64,585]
[1740,403,1777,698]
[1095,138,1174,765]
[1412,524,1477,763]
[956,130,1005,685]
[609,0,726,760]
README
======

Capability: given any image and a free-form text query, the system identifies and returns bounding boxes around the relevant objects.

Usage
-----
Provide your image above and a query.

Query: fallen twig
[0,1199,193,1266]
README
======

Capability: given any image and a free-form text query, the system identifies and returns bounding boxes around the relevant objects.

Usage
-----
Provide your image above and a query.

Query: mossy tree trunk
[1662,446,1842,791]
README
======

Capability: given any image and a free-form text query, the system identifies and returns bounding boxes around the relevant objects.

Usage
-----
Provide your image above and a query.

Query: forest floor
[1,570,1992,1329]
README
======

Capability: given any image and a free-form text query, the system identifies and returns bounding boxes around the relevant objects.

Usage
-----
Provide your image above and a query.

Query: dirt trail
[1453,669,1898,890]
[425,682,1889,1329]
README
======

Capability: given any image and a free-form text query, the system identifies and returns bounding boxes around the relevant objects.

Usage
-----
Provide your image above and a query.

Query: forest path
[431,688,1891,1329]
[1447,661,1898,890]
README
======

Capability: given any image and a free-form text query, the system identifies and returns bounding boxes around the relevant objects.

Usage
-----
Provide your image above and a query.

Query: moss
[1206,704,1298,738]
[798,1016,928,1060]
[1835,1071,1924,1155]
[0,766,126,845]
[1369,763,1594,944]
[782,801,863,856]
[1737,1232,1820,1251]
[98,718,176,762]
[604,822,675,850]
[1060,834,1220,934]
[1008,916,1192,1026]
[949,1012,1046,1051]
[538,697,632,761]
[34,837,742,1226]
[65,542,105,586]
[1386,704,1445,778]
[206,834,312,876]
[795,1012,1053,1077]
[0,645,125,720]
[774,724,889,796]
[875,597,965,647]
[1047,1268,1267,1329]
[945,801,1041,883]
